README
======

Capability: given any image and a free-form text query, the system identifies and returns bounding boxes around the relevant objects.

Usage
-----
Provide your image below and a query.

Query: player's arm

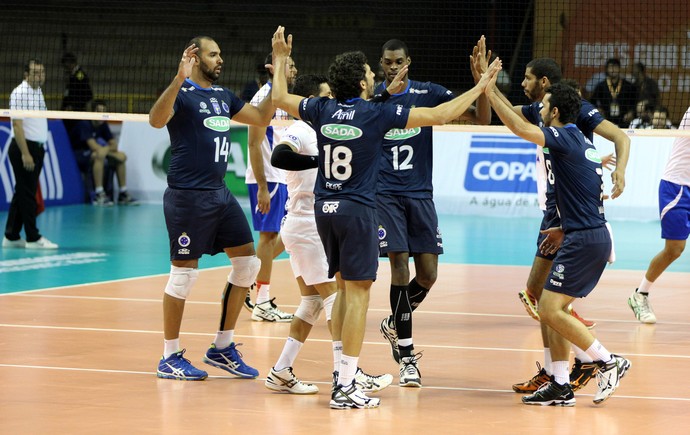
[406,58,500,128]
[270,27,304,119]
[232,90,274,127]
[271,143,318,171]
[247,124,271,214]
[470,36,525,121]
[486,71,545,146]
[465,35,491,125]
[594,119,630,199]
[11,119,35,171]
[149,44,198,128]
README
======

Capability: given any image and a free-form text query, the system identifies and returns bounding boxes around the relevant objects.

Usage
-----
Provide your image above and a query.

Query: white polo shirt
[9,80,48,143]
[662,106,690,186]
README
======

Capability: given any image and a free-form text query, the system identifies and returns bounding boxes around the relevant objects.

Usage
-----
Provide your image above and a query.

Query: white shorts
[281,214,334,286]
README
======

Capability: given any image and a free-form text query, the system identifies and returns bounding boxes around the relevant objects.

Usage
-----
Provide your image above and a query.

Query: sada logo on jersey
[384,127,421,141]
[464,135,538,193]
[321,124,362,141]
[203,116,231,132]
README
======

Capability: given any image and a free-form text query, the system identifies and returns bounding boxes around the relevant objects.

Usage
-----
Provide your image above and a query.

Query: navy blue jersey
[541,124,606,232]
[374,80,454,198]
[70,120,113,151]
[523,98,605,210]
[166,79,245,189]
[299,97,410,207]
[522,98,604,141]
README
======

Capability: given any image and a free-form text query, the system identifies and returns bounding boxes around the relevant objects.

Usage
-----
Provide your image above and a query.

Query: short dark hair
[293,74,328,98]
[186,36,214,56]
[606,58,621,68]
[561,78,580,92]
[545,82,581,124]
[328,51,368,102]
[634,62,646,73]
[526,58,562,84]
[381,39,409,57]
[264,52,274,79]
[24,58,43,74]
[89,99,108,110]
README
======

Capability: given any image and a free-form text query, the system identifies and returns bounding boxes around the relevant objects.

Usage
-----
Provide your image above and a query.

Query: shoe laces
[401,352,423,373]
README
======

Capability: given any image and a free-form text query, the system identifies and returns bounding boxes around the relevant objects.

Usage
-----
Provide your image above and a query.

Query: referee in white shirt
[3,58,58,249]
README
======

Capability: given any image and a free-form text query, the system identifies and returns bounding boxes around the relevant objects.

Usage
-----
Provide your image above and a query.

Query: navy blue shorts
[544,226,611,298]
[376,194,443,256]
[247,182,288,232]
[535,207,561,261]
[658,180,690,240]
[164,187,254,261]
[315,199,379,281]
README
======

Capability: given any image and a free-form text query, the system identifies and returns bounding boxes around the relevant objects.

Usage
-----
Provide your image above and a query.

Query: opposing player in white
[265,74,393,395]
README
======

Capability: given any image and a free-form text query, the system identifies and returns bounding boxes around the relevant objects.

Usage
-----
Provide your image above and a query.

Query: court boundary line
[0,363,687,403]
[2,323,689,360]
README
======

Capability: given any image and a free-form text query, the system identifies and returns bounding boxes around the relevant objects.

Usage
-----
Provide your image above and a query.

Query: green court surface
[0,203,682,294]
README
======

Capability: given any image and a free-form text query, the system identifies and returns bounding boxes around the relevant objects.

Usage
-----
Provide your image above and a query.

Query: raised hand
[177,44,198,80]
[478,57,502,92]
[272,26,292,59]
[469,35,491,83]
[386,64,408,95]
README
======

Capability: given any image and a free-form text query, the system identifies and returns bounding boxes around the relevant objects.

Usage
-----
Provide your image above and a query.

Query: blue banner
[0,120,84,211]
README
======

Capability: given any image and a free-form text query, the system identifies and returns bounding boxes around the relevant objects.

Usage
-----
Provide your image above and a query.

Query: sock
[163,338,180,359]
[572,344,594,363]
[586,339,613,363]
[408,278,430,311]
[256,282,270,304]
[95,186,104,194]
[332,341,343,373]
[337,354,359,387]
[544,348,553,375]
[275,337,303,371]
[390,284,412,341]
[213,330,234,349]
[119,186,127,193]
[551,360,570,385]
[638,277,653,294]
[399,343,414,359]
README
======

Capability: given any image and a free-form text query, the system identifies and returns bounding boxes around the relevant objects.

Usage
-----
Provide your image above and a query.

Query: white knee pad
[228,255,261,288]
[164,266,199,300]
[323,292,336,321]
[294,295,324,325]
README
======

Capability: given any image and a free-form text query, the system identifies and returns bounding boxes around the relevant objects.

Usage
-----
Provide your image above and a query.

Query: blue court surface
[0,203,684,294]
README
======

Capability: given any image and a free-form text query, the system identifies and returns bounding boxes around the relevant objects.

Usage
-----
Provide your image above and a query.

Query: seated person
[651,106,675,129]
[629,100,654,129]
[69,99,139,206]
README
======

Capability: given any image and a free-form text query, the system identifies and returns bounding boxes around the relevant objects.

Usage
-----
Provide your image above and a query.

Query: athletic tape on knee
[323,292,336,321]
[228,255,261,287]
[294,295,323,325]
[164,266,199,300]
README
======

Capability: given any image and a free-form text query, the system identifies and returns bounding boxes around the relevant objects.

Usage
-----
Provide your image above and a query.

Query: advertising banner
[117,121,249,202]
[433,131,673,221]
[0,120,84,211]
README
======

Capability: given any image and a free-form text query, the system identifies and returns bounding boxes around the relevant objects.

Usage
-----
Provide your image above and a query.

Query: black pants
[4,138,45,242]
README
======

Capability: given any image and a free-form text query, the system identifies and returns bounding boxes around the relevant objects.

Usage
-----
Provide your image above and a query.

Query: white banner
[116,121,672,221]
[432,131,673,221]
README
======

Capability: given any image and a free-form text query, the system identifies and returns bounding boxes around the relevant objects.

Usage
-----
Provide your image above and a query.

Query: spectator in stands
[651,106,675,129]
[590,58,637,128]
[3,59,58,250]
[632,62,660,107]
[629,99,655,129]
[61,52,93,112]
[69,99,139,206]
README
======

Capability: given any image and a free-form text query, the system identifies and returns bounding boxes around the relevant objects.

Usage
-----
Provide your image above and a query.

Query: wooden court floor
[1,260,689,434]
